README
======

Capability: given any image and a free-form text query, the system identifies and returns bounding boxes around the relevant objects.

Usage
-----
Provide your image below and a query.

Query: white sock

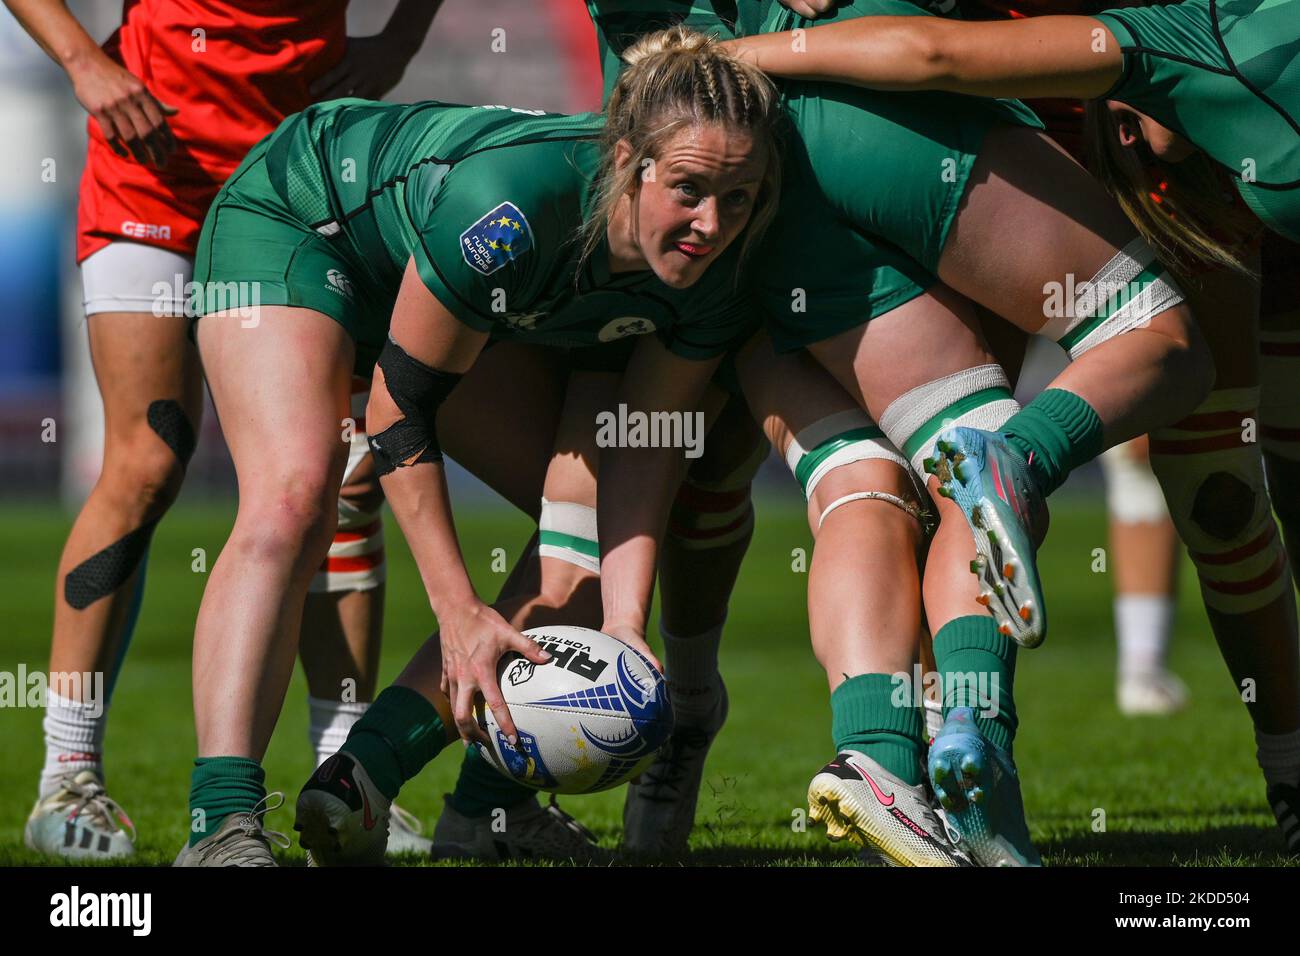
[1115,594,1175,677]
[1256,727,1300,788]
[661,618,724,725]
[308,695,369,768]
[41,690,107,799]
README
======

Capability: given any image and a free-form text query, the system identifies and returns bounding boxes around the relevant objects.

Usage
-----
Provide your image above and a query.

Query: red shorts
[76,133,231,262]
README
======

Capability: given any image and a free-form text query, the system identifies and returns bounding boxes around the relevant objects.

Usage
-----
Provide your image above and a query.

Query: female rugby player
[728,0,1300,855]
[174,28,781,866]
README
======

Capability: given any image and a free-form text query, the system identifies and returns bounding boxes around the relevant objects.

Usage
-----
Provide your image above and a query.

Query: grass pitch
[0,495,1294,866]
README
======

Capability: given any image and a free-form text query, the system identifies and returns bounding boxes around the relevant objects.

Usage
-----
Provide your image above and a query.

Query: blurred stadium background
[2,1,1291,866]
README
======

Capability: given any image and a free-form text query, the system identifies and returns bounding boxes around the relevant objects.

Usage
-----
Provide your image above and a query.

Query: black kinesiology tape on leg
[368,336,463,476]
[64,399,196,609]
[147,398,197,466]
[65,520,160,609]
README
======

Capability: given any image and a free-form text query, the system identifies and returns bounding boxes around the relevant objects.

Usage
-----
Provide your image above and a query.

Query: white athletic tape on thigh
[1260,330,1300,459]
[1149,387,1291,614]
[1038,238,1185,359]
[1099,442,1170,524]
[785,412,909,501]
[817,491,925,530]
[80,242,195,316]
[537,498,601,573]
[877,365,1020,476]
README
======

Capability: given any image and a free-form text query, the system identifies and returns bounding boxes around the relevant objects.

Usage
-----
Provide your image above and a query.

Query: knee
[809,459,925,542]
[1190,471,1258,541]
[238,472,340,567]
[1148,415,1288,612]
[101,435,186,520]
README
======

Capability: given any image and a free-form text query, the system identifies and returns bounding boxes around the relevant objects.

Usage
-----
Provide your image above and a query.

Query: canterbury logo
[326,269,354,299]
[597,316,654,342]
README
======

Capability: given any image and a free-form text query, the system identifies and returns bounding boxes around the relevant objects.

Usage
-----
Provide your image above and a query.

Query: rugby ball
[476,626,673,794]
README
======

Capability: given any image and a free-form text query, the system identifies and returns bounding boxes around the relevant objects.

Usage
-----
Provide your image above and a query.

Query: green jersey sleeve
[1095,0,1300,191]
[407,140,588,331]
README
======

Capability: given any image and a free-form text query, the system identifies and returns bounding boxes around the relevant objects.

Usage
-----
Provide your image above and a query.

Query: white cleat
[174,793,289,867]
[622,681,728,858]
[385,803,433,857]
[295,752,393,866]
[1118,670,1189,716]
[24,770,136,860]
[430,794,609,863]
[808,751,970,867]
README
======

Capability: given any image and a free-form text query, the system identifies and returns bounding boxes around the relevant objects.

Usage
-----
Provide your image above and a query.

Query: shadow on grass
[1040,824,1297,867]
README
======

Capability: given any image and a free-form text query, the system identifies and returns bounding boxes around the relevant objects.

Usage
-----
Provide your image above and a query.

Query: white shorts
[81,242,193,316]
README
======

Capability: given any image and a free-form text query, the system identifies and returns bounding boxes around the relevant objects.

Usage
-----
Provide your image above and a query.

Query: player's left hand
[310,33,418,101]
[602,622,663,673]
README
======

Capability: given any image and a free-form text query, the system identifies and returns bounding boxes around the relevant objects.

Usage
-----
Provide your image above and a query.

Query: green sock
[830,673,925,786]
[448,743,537,818]
[1001,388,1104,496]
[933,616,1018,753]
[341,685,449,801]
[188,756,266,846]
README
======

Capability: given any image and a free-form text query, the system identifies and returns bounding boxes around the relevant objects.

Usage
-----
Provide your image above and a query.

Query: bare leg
[31,308,201,858]
[192,308,354,761]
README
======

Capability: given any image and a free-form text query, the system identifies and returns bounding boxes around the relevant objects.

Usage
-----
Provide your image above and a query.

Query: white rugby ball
[476,626,673,794]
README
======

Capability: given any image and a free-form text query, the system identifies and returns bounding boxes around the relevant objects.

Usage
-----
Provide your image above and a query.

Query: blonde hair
[579,26,783,279]
[1084,100,1259,277]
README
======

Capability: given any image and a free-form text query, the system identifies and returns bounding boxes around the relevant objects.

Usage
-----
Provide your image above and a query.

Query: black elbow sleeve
[367,336,463,476]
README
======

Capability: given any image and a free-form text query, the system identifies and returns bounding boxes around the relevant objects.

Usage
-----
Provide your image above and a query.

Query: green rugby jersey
[254,99,754,359]
[1094,0,1300,240]
[586,1,740,102]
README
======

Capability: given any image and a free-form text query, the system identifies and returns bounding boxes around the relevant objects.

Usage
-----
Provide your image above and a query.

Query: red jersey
[77,0,347,262]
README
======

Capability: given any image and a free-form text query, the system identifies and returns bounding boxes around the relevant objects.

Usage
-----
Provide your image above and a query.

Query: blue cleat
[928,708,1040,867]
[925,426,1048,647]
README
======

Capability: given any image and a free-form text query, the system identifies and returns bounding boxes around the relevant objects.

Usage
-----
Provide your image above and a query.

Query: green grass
[0,496,1294,866]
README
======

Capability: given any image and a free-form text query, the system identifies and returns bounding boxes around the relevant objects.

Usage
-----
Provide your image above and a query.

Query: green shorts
[753,163,936,353]
[191,128,393,376]
[745,0,1042,350]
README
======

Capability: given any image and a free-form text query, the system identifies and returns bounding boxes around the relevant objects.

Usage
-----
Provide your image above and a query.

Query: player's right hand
[438,600,551,746]
[67,51,177,168]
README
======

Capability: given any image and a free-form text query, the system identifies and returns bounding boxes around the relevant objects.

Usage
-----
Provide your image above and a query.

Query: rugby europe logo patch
[460,201,533,276]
